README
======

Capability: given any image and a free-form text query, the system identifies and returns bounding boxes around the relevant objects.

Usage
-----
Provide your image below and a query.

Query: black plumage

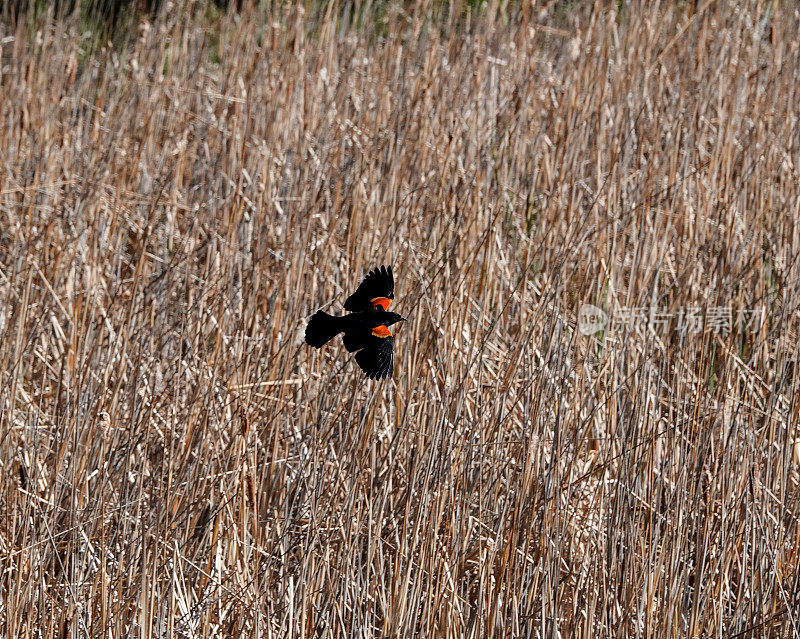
[305,265,404,379]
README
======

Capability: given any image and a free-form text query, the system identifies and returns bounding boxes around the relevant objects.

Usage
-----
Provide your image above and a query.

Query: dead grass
[1,0,800,636]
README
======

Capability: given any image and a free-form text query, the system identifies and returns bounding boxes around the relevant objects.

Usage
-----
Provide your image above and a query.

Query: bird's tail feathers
[304,310,345,348]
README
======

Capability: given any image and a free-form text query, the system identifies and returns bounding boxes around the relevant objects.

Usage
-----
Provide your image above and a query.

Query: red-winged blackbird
[305,265,406,379]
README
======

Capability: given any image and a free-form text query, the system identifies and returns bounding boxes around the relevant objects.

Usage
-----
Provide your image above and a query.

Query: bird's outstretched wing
[344,265,394,312]
[354,335,395,379]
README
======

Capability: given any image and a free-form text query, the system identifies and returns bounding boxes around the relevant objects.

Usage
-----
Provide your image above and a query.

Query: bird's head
[379,311,406,327]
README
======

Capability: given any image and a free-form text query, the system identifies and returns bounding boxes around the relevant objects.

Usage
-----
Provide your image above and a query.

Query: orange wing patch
[371,325,392,338]
[370,297,392,311]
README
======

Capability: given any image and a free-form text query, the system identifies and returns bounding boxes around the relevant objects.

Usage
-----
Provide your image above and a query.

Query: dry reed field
[2,0,800,636]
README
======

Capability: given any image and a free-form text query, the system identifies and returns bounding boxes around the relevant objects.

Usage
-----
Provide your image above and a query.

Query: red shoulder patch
[370,297,392,311]
[371,325,392,338]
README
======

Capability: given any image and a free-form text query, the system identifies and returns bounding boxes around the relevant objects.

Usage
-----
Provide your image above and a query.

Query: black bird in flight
[305,265,405,379]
